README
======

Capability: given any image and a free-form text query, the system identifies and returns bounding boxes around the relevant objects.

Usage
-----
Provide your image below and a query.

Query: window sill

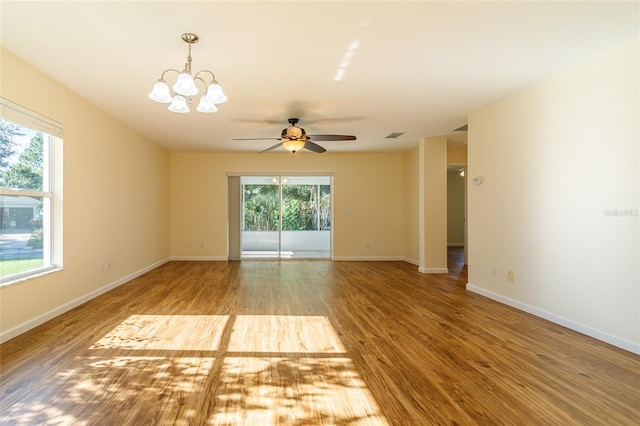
[0,266,63,287]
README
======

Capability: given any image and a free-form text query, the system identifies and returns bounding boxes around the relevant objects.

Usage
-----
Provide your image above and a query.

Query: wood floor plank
[1,249,639,425]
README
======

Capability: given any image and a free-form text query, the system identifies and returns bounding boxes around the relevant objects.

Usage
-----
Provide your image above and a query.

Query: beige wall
[447,144,467,166]
[403,146,420,264]
[170,152,405,260]
[403,138,467,268]
[467,36,639,353]
[420,137,448,273]
[0,49,170,341]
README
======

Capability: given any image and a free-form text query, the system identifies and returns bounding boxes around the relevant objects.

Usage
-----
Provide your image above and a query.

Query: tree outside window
[242,182,330,231]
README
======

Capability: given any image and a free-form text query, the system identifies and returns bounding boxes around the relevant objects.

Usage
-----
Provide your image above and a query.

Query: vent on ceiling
[385,132,405,139]
[453,124,468,132]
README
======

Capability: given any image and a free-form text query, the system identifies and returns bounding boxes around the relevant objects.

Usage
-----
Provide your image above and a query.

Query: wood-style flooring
[1,248,639,425]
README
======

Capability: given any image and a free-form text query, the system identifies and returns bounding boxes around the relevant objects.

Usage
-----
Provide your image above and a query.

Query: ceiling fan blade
[260,142,284,153]
[233,137,280,141]
[303,140,327,153]
[307,134,357,141]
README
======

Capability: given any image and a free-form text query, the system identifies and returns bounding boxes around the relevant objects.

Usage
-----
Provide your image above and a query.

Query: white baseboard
[171,255,417,264]
[0,258,170,344]
[466,283,640,355]
[403,257,419,266]
[332,256,406,262]
[418,267,449,274]
[170,256,228,261]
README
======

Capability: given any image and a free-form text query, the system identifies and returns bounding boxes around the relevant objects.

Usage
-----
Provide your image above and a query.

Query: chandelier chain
[185,43,192,74]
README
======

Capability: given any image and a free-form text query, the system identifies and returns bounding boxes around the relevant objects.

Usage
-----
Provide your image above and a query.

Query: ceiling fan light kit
[282,139,306,153]
[148,33,227,114]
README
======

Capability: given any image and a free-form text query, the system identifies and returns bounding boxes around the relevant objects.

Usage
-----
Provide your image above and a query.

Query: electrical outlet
[200,242,204,248]
[492,266,497,277]
[507,270,515,282]
[106,260,111,270]
[366,242,370,248]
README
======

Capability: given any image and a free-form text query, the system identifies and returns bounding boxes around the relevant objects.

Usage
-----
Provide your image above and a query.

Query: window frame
[0,98,62,285]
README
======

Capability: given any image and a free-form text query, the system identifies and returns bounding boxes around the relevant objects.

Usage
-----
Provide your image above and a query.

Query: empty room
[1,2,639,424]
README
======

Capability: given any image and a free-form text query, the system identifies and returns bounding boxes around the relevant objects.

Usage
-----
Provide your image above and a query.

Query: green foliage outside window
[243,185,279,231]
[243,183,330,231]
[0,119,43,190]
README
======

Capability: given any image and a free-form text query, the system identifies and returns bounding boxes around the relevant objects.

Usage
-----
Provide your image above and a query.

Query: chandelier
[148,33,227,113]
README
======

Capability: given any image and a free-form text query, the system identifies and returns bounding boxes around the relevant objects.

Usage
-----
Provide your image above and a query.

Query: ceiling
[1,1,638,153]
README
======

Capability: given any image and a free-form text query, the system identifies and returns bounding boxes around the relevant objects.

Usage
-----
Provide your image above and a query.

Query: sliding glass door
[241,176,331,259]
[241,177,279,257]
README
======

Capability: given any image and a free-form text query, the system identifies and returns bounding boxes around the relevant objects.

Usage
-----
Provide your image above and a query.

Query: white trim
[172,256,420,264]
[0,97,63,137]
[0,259,169,344]
[227,171,335,177]
[0,265,59,287]
[332,256,405,261]
[171,256,421,265]
[170,256,229,261]
[418,267,449,274]
[403,257,419,266]
[466,283,640,355]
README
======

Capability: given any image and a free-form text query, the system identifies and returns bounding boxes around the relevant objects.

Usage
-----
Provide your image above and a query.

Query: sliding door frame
[227,172,334,260]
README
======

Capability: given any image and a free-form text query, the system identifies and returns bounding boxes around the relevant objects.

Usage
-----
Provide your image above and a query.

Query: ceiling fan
[233,118,356,153]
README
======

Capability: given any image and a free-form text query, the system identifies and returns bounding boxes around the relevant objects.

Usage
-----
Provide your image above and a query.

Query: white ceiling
[1,1,638,153]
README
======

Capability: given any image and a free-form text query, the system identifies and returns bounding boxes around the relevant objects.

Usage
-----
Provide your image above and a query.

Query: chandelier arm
[159,68,182,80]
[194,76,210,91]
[194,69,217,84]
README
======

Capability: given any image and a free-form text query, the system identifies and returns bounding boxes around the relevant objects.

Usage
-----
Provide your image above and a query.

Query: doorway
[447,166,466,265]
[240,176,332,259]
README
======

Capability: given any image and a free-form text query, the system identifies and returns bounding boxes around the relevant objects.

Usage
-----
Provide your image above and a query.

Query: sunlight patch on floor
[0,356,215,425]
[89,314,230,351]
[228,315,346,353]
[213,357,387,425]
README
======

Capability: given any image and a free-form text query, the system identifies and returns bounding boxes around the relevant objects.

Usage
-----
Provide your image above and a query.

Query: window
[1,98,62,284]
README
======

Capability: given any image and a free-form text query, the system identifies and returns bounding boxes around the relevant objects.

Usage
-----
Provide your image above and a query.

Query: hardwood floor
[1,249,639,425]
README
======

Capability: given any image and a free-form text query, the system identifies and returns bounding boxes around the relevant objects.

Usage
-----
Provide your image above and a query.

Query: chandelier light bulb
[172,73,198,96]
[196,96,218,113]
[168,95,190,113]
[205,83,228,104]
[148,80,172,103]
